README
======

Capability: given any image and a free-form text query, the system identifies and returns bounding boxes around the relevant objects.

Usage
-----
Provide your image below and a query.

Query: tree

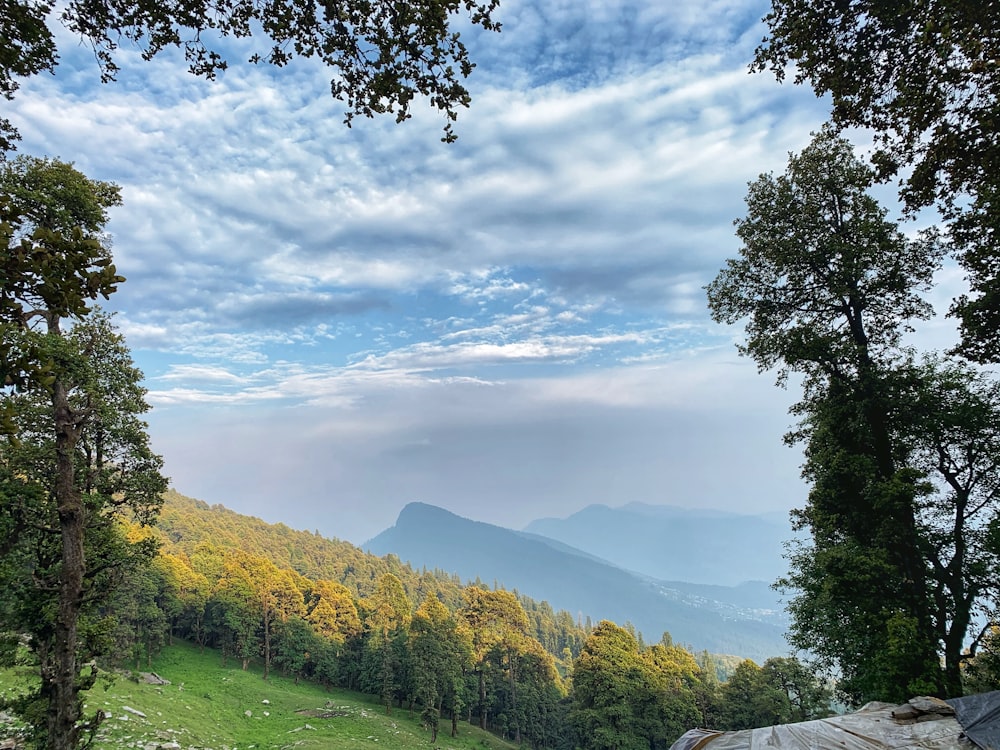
[899,358,1000,694]
[640,641,705,745]
[154,552,210,647]
[716,657,832,730]
[0,0,500,150]
[0,157,123,396]
[964,626,1000,693]
[272,615,320,684]
[752,0,1000,361]
[410,594,471,743]
[570,620,664,750]
[360,573,412,714]
[0,306,166,749]
[306,579,361,646]
[706,129,950,702]
[459,586,532,734]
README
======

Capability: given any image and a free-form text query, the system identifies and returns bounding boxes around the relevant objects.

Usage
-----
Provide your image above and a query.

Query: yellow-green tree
[410,593,472,743]
[360,573,412,714]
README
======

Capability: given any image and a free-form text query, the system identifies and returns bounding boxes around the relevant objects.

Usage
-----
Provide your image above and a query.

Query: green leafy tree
[760,657,833,724]
[360,573,412,714]
[716,657,832,730]
[459,586,532,733]
[109,533,169,669]
[410,594,464,743]
[211,554,260,670]
[272,615,320,684]
[0,303,166,749]
[640,641,705,744]
[154,551,210,648]
[752,0,1000,361]
[716,660,770,730]
[706,129,949,702]
[569,620,656,750]
[0,0,500,150]
[964,626,1000,693]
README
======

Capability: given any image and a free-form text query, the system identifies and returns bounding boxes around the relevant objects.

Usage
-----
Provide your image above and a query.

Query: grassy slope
[2,641,517,750]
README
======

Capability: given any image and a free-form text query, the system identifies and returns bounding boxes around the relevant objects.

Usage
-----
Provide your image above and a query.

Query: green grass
[2,642,519,750]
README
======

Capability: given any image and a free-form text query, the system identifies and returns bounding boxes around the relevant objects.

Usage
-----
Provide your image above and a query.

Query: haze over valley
[365,500,793,660]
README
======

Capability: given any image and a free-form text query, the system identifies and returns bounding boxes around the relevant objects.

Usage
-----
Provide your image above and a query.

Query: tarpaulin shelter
[669,691,1000,750]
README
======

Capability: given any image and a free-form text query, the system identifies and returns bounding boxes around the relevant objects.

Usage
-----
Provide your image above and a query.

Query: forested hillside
[365,502,789,660]
[93,490,833,749]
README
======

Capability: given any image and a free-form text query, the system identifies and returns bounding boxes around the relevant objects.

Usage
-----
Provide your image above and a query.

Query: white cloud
[4,0,926,544]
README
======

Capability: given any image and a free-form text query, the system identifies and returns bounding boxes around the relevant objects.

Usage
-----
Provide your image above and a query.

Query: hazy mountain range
[525,502,795,586]
[365,502,796,660]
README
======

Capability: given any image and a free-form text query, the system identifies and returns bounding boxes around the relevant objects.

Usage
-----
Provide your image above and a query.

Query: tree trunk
[478,670,487,730]
[46,375,86,750]
[263,613,271,681]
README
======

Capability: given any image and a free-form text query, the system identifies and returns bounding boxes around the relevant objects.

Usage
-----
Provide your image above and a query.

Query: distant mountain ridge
[524,502,794,586]
[364,502,790,661]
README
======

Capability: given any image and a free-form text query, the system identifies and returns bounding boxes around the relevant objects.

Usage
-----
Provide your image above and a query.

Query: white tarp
[670,699,985,750]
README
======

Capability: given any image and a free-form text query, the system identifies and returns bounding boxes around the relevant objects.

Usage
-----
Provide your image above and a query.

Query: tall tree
[908,360,1000,692]
[706,129,949,702]
[0,156,165,750]
[0,306,166,749]
[360,573,412,714]
[570,620,669,750]
[459,586,531,733]
[752,0,1000,361]
[410,593,471,743]
[0,0,500,150]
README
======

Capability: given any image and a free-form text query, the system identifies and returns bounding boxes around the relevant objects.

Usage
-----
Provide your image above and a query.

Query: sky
[5,0,966,545]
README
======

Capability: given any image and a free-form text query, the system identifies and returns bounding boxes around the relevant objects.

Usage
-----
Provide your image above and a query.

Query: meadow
[0,641,518,750]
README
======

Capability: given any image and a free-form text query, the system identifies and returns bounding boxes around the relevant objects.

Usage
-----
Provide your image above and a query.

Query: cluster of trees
[117,492,832,749]
[111,514,837,750]
[115,542,567,747]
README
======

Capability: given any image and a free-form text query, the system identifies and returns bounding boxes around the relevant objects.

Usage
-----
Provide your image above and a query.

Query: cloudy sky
[6,0,963,545]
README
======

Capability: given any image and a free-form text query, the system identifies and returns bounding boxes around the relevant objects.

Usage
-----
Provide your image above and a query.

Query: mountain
[524,502,795,586]
[364,502,790,661]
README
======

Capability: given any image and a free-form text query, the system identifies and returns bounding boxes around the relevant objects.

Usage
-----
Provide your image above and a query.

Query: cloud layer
[6,0,956,543]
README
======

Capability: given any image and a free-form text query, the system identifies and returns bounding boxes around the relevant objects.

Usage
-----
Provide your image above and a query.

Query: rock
[892,703,920,722]
[123,706,147,719]
[262,699,270,705]
[245,710,252,718]
[909,696,955,715]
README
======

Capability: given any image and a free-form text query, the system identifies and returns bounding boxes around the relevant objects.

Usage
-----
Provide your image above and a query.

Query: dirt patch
[294,709,349,718]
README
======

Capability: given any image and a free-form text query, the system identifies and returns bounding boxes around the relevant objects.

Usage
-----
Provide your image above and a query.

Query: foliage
[752,0,1000,361]
[964,626,1000,693]
[0,155,165,750]
[0,158,123,397]
[715,657,832,730]
[570,621,709,750]
[707,129,1000,704]
[0,310,167,749]
[0,0,500,149]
